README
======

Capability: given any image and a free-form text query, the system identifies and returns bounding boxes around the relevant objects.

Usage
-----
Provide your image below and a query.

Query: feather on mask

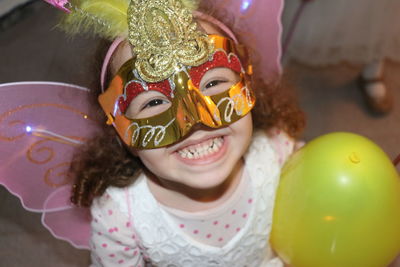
[57,0,200,40]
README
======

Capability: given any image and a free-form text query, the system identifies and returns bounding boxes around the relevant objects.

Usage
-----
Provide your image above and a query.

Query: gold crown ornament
[127,0,214,82]
[60,0,213,82]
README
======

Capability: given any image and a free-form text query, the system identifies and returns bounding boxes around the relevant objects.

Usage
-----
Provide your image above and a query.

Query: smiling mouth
[177,137,224,159]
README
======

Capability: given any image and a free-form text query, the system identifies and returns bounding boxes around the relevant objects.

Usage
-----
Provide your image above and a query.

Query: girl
[40,0,304,265]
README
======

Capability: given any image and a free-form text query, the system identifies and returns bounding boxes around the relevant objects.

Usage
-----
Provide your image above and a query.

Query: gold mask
[99,35,255,149]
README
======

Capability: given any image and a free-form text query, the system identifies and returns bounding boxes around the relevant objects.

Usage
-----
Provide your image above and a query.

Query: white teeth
[178,137,223,159]
[195,144,202,151]
[179,149,188,158]
[214,138,222,148]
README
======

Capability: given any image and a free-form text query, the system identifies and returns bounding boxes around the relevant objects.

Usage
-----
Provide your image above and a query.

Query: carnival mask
[99,35,255,149]
[98,0,255,149]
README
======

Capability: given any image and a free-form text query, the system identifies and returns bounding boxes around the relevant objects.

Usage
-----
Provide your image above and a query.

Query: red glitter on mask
[189,50,243,88]
[118,79,172,113]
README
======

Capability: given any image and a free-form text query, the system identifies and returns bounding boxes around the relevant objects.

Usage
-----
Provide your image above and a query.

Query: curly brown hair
[70,14,305,208]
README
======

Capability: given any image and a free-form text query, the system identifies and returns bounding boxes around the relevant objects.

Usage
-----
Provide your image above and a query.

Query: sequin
[189,50,243,88]
[118,79,171,113]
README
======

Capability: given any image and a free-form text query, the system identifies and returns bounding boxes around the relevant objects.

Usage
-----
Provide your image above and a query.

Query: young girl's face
[134,77,253,191]
[111,21,253,191]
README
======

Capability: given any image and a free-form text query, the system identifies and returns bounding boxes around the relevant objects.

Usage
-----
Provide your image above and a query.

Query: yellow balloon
[271,132,400,267]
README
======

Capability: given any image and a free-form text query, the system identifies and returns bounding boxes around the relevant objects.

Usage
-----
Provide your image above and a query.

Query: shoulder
[90,189,139,248]
[91,175,145,216]
[91,190,129,227]
[252,128,301,167]
[90,191,145,266]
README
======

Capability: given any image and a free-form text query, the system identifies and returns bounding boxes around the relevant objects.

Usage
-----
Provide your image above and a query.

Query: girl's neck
[146,158,245,212]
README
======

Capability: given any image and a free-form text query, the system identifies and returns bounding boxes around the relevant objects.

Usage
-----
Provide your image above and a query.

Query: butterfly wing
[0,81,98,249]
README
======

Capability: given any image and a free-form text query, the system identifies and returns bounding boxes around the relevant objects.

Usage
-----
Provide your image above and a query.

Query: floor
[0,2,399,266]
[0,0,32,17]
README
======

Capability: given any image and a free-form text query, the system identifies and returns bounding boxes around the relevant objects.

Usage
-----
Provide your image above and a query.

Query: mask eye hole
[199,67,240,96]
[125,90,171,119]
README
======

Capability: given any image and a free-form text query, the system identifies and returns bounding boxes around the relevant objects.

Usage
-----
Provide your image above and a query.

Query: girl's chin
[177,172,232,192]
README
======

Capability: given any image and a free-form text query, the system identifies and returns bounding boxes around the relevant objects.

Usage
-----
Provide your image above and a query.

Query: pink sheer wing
[203,0,283,81]
[0,82,98,249]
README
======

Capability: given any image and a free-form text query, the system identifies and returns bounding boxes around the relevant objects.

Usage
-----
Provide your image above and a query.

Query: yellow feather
[60,0,200,40]
[60,0,129,40]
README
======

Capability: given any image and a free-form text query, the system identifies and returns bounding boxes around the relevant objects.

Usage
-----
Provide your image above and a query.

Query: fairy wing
[0,81,99,249]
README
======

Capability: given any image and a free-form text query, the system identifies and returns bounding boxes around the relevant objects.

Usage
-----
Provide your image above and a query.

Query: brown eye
[205,80,226,89]
[199,67,240,96]
[143,99,169,109]
[125,91,172,119]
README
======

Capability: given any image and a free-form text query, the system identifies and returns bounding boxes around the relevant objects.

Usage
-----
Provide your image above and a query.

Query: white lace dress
[282,0,400,65]
[90,131,294,267]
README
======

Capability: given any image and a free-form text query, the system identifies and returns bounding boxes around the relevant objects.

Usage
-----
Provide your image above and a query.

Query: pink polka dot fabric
[268,128,298,167]
[90,195,145,266]
[161,171,254,247]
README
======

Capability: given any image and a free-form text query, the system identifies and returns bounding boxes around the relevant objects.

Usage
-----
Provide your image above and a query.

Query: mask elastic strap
[193,11,238,44]
[100,36,125,92]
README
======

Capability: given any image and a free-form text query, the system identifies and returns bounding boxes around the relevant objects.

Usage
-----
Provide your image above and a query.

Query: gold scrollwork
[27,139,55,164]
[44,162,72,188]
[0,103,91,188]
[127,0,214,82]
[0,119,26,141]
[0,103,92,142]
[27,136,85,165]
